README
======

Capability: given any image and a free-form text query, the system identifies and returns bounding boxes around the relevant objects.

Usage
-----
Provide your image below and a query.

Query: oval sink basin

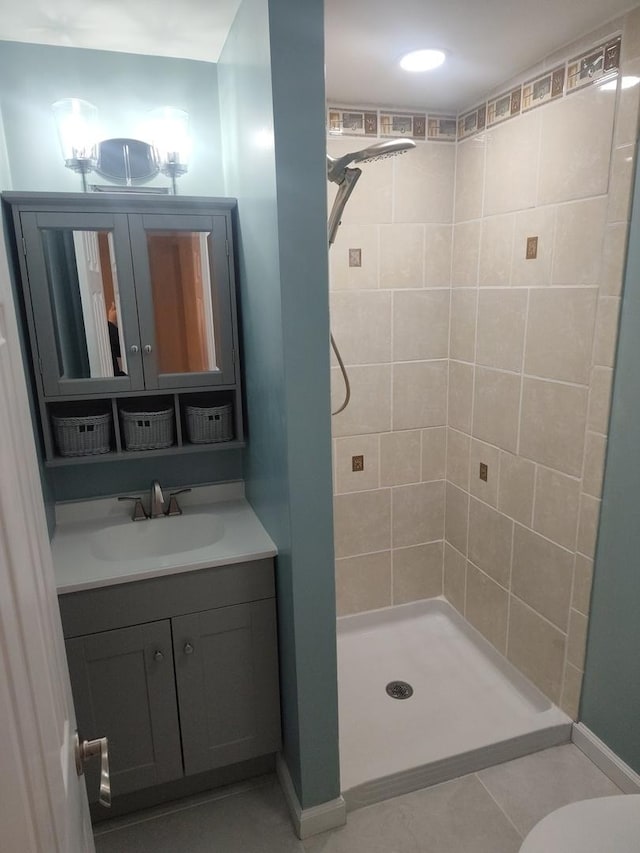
[90,513,225,562]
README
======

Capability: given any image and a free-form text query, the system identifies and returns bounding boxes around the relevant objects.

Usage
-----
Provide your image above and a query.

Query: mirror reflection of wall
[146,231,218,375]
[42,229,126,380]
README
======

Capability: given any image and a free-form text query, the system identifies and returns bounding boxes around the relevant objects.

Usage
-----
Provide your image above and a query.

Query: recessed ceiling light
[600,75,640,91]
[400,49,446,73]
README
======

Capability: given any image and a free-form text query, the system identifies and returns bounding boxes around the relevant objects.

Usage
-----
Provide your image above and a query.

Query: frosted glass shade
[52,99,99,165]
[145,107,191,174]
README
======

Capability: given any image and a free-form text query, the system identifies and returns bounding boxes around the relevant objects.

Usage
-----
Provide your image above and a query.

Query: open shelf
[44,388,244,465]
[44,439,245,467]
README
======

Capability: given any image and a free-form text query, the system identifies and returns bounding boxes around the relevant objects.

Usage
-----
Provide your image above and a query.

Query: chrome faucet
[150,480,165,518]
[118,481,192,521]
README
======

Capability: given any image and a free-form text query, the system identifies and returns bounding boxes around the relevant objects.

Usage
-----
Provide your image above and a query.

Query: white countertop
[52,483,277,594]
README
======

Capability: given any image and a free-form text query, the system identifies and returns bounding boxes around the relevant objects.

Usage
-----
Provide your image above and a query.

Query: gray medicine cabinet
[3,192,244,464]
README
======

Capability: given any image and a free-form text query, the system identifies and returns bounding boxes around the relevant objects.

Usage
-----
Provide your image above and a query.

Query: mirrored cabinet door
[128,213,236,390]
[20,211,144,396]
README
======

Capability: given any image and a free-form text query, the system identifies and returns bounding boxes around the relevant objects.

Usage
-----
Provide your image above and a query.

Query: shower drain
[385,680,414,700]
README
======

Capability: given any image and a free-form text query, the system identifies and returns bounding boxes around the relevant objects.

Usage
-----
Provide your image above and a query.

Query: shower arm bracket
[328,167,362,247]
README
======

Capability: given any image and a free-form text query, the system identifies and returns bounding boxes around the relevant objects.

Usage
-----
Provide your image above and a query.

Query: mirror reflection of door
[42,229,126,380]
[101,232,128,375]
[146,231,217,376]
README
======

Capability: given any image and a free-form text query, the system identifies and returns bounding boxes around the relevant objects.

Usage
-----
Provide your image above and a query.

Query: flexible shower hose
[331,332,351,415]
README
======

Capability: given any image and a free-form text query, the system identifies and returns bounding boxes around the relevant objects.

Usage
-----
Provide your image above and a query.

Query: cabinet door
[173,600,281,776]
[20,211,145,396]
[66,620,183,800]
[128,213,237,390]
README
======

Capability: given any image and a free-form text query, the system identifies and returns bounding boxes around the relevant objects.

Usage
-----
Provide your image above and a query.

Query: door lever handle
[75,733,111,808]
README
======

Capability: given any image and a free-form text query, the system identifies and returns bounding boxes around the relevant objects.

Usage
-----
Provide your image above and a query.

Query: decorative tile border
[458,34,621,139]
[380,112,425,139]
[328,106,456,142]
[328,108,378,136]
[458,104,486,140]
[567,36,621,93]
[487,87,521,127]
[327,33,622,144]
[522,66,565,112]
[428,115,458,141]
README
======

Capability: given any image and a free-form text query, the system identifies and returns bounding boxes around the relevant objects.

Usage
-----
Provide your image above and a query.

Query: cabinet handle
[144,344,153,354]
[184,642,194,655]
[154,650,164,662]
[130,344,139,354]
[75,732,111,808]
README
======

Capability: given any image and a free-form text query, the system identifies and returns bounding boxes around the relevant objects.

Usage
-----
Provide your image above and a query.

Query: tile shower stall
[329,8,640,802]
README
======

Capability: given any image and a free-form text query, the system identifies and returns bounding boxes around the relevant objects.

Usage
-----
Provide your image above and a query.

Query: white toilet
[520,795,640,852]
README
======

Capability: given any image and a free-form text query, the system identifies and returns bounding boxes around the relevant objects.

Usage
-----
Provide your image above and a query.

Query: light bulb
[400,49,446,73]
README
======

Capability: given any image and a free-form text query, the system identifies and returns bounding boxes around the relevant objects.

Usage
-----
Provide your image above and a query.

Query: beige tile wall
[328,136,453,617]
[329,7,640,720]
[444,9,640,718]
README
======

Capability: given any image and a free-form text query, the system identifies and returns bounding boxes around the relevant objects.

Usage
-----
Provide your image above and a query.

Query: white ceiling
[0,0,242,63]
[0,0,635,111]
[324,0,636,112]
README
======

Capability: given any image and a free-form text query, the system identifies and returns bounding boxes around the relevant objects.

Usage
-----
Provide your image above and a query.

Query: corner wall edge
[572,722,640,793]
[275,753,346,839]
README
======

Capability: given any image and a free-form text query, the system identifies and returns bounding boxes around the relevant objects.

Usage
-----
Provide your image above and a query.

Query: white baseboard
[276,754,346,840]
[572,723,640,793]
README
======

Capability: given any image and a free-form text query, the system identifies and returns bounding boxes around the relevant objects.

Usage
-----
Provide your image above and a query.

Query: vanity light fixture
[145,107,191,194]
[52,99,99,192]
[399,49,446,72]
[52,101,191,193]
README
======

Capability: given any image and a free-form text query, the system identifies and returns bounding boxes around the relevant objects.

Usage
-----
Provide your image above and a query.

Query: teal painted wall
[580,157,640,773]
[219,0,341,810]
[50,450,243,503]
[0,40,224,195]
[0,40,242,502]
[0,113,56,533]
[268,0,340,809]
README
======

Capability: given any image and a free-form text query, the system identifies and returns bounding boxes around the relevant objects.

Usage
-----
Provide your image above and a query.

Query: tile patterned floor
[94,744,621,853]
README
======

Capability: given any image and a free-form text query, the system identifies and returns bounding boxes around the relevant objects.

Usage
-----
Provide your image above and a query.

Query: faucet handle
[165,488,192,517]
[118,496,148,521]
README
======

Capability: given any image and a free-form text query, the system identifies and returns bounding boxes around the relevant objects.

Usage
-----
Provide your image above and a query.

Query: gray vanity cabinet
[173,600,281,775]
[59,559,281,805]
[65,620,183,799]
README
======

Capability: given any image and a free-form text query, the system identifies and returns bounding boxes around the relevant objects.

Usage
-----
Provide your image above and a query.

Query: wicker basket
[186,403,233,444]
[121,408,174,451]
[52,412,112,457]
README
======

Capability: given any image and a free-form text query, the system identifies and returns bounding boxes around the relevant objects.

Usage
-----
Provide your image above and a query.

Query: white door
[0,227,94,851]
[73,230,113,377]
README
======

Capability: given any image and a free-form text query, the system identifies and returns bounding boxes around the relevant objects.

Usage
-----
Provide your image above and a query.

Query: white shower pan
[337,597,571,810]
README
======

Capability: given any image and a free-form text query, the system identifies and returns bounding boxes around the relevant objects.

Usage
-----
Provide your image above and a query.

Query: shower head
[327,138,416,184]
[327,137,415,415]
